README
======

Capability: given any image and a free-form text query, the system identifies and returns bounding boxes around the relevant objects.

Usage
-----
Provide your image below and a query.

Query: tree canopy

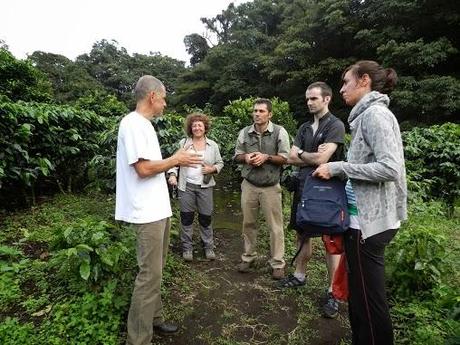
[179,0,459,124]
[2,0,458,125]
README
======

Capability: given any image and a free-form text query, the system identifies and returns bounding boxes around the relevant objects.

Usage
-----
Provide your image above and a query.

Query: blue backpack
[295,174,349,236]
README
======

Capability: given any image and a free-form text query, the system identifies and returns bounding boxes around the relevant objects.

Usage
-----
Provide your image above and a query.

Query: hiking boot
[237,261,252,273]
[182,250,193,262]
[323,292,339,318]
[205,249,216,260]
[272,267,285,280]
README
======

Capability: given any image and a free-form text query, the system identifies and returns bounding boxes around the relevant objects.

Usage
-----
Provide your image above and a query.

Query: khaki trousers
[241,179,285,269]
[126,218,171,345]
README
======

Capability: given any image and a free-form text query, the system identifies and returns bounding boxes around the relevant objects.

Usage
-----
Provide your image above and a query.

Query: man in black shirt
[278,82,345,319]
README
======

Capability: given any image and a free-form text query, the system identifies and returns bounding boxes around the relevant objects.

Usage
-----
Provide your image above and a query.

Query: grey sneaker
[323,292,339,318]
[182,250,193,262]
[237,261,252,273]
[205,249,216,260]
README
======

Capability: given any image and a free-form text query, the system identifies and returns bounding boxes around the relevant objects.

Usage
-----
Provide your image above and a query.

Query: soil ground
[152,182,351,345]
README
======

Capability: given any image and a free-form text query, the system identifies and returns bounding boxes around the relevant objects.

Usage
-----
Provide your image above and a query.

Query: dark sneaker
[182,250,193,262]
[237,261,252,273]
[272,267,285,280]
[153,321,179,334]
[275,274,306,288]
[323,292,339,318]
[205,249,216,260]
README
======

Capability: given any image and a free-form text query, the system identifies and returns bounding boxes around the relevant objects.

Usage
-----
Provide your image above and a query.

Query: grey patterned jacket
[328,91,407,239]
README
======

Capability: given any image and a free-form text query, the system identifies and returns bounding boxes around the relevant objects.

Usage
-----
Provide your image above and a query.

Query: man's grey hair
[134,75,165,102]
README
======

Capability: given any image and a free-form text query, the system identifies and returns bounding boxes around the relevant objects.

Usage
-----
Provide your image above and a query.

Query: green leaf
[414,261,425,270]
[76,244,93,252]
[79,261,90,280]
[66,247,78,257]
[63,227,73,240]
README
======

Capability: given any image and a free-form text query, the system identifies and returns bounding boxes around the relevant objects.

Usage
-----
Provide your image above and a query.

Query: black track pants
[344,228,398,345]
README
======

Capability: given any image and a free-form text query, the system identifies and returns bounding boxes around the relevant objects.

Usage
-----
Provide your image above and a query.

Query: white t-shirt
[115,111,172,223]
[185,149,204,185]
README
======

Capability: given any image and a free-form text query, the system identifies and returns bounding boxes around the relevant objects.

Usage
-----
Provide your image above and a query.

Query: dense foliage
[0,195,136,345]
[402,123,460,213]
[179,0,459,123]
[0,99,110,206]
[0,49,52,102]
[386,201,459,344]
[1,0,457,125]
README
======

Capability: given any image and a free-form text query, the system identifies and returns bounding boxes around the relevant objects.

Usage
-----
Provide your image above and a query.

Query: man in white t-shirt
[115,75,202,345]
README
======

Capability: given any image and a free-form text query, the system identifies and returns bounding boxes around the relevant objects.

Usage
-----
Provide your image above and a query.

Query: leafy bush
[387,201,460,344]
[403,123,460,213]
[223,97,297,137]
[386,202,455,298]
[87,116,120,192]
[0,100,109,205]
[0,48,52,103]
[154,112,187,157]
[51,219,131,283]
[74,91,128,118]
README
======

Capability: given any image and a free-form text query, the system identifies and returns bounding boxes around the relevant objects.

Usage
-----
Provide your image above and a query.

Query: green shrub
[51,219,131,283]
[223,97,297,137]
[403,123,460,213]
[0,48,52,103]
[86,116,120,192]
[0,100,109,205]
[208,116,241,163]
[0,272,22,309]
[154,112,187,157]
[386,202,454,299]
[74,91,128,118]
[0,318,35,345]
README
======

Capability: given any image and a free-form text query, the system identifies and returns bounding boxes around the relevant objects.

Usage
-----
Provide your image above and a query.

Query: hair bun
[384,68,398,93]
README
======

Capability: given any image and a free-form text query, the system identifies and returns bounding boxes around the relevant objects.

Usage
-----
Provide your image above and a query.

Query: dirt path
[152,180,350,344]
[153,228,349,345]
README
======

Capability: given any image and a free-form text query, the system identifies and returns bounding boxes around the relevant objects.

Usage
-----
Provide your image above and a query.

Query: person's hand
[168,174,177,186]
[201,164,215,174]
[250,152,269,166]
[245,152,267,166]
[245,152,256,165]
[174,148,203,167]
[313,163,331,180]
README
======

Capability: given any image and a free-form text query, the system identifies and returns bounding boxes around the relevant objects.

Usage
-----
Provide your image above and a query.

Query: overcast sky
[1,0,249,63]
